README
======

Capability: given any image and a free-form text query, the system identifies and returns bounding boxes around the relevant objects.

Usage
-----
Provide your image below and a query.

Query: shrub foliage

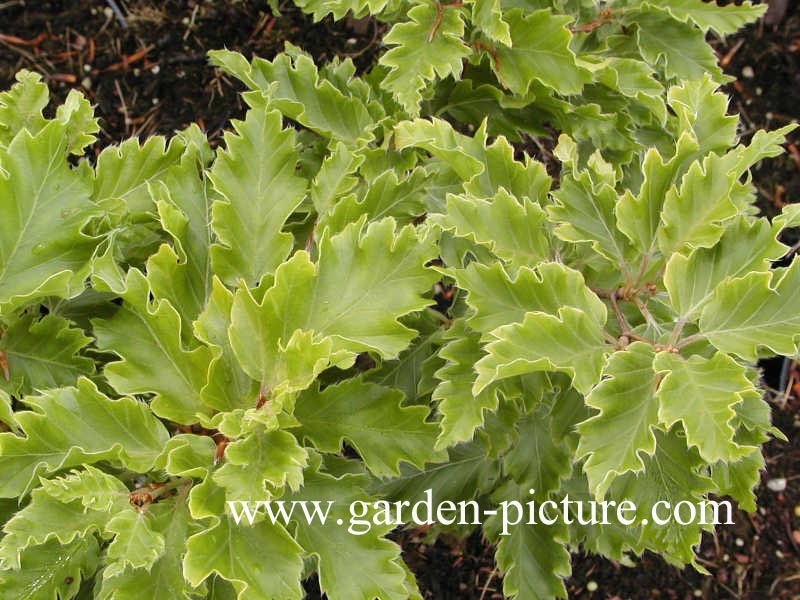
[0,1,796,598]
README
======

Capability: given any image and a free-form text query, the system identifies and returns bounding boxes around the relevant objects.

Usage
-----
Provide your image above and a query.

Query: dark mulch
[0,0,382,145]
[0,1,798,598]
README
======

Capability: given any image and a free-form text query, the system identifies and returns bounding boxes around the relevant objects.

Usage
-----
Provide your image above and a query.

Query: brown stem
[129,478,191,512]
[472,41,506,87]
[609,291,630,336]
[428,2,463,42]
[305,220,317,253]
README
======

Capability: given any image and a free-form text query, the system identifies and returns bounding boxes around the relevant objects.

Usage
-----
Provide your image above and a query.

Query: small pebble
[741,65,755,78]
[586,581,598,592]
[102,6,114,19]
[735,538,744,547]
[151,65,161,75]
[767,477,787,492]
[81,77,92,90]
[693,590,703,598]
[83,64,92,73]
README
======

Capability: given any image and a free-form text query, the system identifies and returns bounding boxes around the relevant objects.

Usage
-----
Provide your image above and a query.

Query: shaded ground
[1,1,799,598]
[0,0,382,144]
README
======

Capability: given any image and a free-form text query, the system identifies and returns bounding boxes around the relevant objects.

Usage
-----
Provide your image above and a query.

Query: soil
[1,1,799,599]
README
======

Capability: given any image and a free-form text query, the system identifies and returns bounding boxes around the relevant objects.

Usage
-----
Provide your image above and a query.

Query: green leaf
[393,117,484,181]
[148,153,213,327]
[656,151,741,254]
[213,430,308,500]
[295,379,443,477]
[0,488,112,569]
[430,189,549,268]
[710,448,763,513]
[93,136,186,214]
[209,104,307,287]
[377,441,500,505]
[611,429,714,565]
[668,75,738,155]
[230,268,334,401]
[628,6,723,81]
[0,390,14,431]
[310,141,364,215]
[210,49,375,143]
[321,167,429,235]
[93,268,215,424]
[184,516,304,600]
[465,135,552,202]
[104,509,167,577]
[486,483,571,600]
[194,278,259,413]
[98,501,199,600]
[0,378,169,498]
[55,89,99,155]
[368,310,444,404]
[494,9,588,96]
[576,342,659,499]
[469,0,511,44]
[453,261,607,334]
[0,120,98,311]
[0,70,48,146]
[505,408,570,496]
[664,217,786,319]
[700,259,800,360]
[474,307,609,394]
[380,3,471,115]
[0,537,100,600]
[548,169,633,266]
[433,331,500,449]
[39,465,129,513]
[0,313,94,396]
[615,134,699,254]
[655,351,754,463]
[288,463,409,600]
[661,0,766,35]
[234,218,437,360]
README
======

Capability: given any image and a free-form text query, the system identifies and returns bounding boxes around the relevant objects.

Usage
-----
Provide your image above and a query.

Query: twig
[0,0,24,11]
[183,4,199,41]
[0,37,39,66]
[719,38,745,69]
[608,291,629,335]
[0,349,8,382]
[113,79,130,135]
[478,567,498,600]
[105,0,129,28]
